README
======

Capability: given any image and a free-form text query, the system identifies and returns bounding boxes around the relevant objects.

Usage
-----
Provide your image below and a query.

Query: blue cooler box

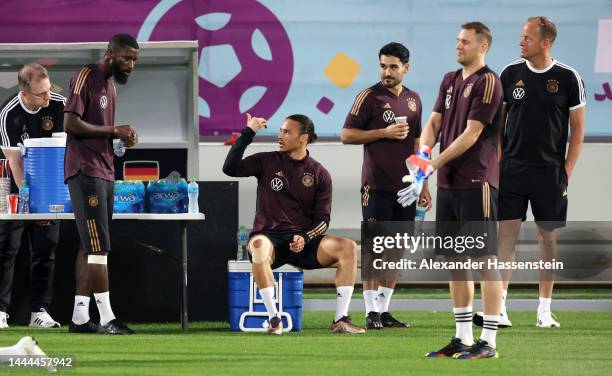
[23,137,72,213]
[228,261,303,332]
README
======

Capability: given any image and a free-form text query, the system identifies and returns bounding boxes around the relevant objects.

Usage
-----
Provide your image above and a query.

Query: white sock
[481,314,499,348]
[335,286,354,321]
[377,286,394,313]
[94,292,116,326]
[453,306,474,345]
[538,297,551,314]
[72,295,90,325]
[363,290,378,315]
[501,289,508,314]
[259,287,278,319]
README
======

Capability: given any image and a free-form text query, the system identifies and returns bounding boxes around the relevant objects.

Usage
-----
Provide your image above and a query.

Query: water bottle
[18,180,30,214]
[188,179,199,213]
[113,140,126,157]
[237,225,249,260]
[414,204,426,236]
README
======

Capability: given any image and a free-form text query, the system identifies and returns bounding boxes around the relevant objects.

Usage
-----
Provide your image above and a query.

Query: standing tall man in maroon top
[64,34,139,335]
[342,42,422,330]
[414,22,504,359]
[223,114,364,335]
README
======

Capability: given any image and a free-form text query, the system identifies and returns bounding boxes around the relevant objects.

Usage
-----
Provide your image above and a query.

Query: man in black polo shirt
[342,42,422,330]
[64,34,139,334]
[0,63,63,329]
[473,16,585,329]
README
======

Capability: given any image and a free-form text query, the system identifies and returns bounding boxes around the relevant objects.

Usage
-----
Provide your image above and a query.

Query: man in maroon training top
[64,34,139,335]
[342,42,422,330]
[223,113,364,335]
[413,22,504,359]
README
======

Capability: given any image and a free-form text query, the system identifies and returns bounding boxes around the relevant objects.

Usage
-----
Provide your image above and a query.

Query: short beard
[111,61,129,85]
[381,78,400,88]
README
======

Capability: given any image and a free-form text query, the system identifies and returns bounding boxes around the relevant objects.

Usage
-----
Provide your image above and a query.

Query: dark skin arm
[64,112,138,147]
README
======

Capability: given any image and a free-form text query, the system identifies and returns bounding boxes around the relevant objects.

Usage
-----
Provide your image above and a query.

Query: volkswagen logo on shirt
[271,177,283,191]
[100,95,108,109]
[512,88,525,100]
[382,110,395,123]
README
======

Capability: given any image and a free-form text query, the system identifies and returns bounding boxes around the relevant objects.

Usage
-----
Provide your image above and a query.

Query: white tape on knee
[248,235,272,263]
[87,255,108,265]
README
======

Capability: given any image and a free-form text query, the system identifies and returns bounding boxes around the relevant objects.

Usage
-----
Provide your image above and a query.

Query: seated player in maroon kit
[64,34,139,334]
[223,113,364,335]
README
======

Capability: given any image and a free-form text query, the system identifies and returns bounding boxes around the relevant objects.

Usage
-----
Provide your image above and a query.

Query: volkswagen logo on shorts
[382,110,395,123]
[512,88,525,100]
[271,177,283,191]
[100,95,108,109]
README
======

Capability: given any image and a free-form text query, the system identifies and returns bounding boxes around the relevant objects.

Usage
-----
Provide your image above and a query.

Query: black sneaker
[454,339,498,359]
[380,312,410,328]
[426,337,472,358]
[69,320,100,333]
[366,311,383,330]
[99,319,134,335]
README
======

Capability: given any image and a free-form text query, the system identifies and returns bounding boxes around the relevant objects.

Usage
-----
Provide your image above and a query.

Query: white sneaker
[0,311,8,328]
[536,311,560,328]
[15,336,57,372]
[499,311,513,328]
[29,309,61,328]
[473,311,513,328]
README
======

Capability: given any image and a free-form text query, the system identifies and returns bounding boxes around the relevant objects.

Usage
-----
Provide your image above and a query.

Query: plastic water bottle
[18,180,30,214]
[414,204,426,235]
[114,140,126,157]
[237,225,248,260]
[187,179,199,213]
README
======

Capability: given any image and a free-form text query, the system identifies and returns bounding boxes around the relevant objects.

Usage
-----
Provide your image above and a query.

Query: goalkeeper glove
[397,146,433,207]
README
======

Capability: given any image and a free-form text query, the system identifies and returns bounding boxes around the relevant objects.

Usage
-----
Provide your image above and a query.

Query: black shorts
[248,231,325,270]
[435,184,498,257]
[499,160,568,228]
[361,185,416,221]
[67,173,114,254]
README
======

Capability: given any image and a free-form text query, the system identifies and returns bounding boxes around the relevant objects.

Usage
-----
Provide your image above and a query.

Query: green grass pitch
[1,311,611,375]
